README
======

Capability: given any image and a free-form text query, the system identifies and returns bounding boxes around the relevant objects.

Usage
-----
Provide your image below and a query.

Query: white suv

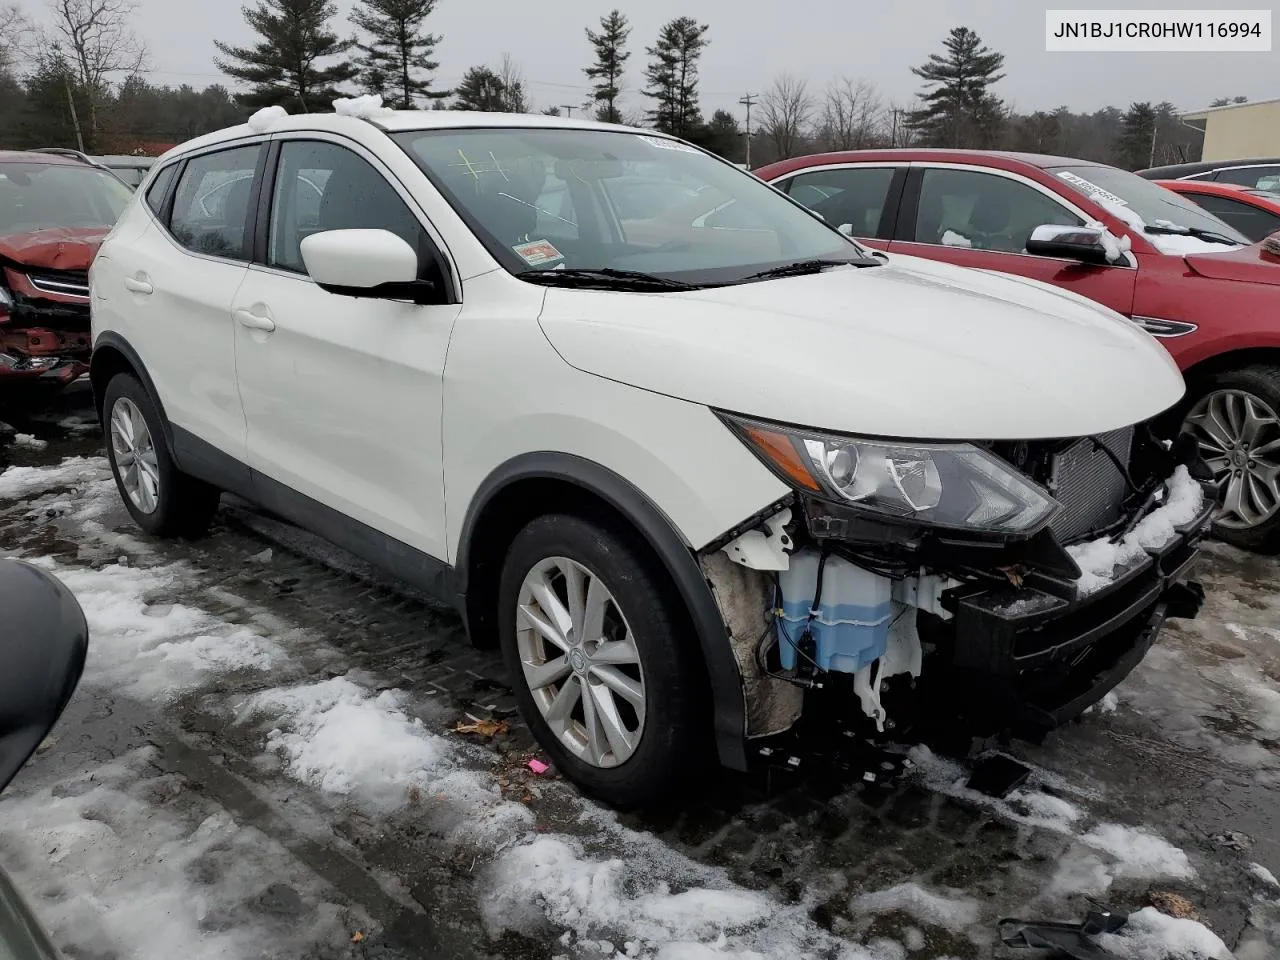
[90,105,1214,806]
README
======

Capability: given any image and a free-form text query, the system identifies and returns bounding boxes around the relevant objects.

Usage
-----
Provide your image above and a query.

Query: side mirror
[0,559,88,793]
[1026,224,1118,265]
[838,223,855,237]
[300,228,438,304]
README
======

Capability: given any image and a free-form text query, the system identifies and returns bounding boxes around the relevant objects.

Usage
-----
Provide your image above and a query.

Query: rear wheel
[1181,365,1280,552]
[103,373,220,538]
[497,513,703,808]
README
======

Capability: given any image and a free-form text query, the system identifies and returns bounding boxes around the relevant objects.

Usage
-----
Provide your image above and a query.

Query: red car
[0,150,133,389]
[1153,179,1280,243]
[755,149,1280,550]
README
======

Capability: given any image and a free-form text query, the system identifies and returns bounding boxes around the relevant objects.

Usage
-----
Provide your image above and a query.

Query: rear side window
[783,167,896,236]
[1214,165,1280,189]
[144,164,177,217]
[168,145,262,261]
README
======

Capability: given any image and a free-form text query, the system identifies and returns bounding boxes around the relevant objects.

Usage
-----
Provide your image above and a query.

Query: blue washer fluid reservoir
[776,551,892,674]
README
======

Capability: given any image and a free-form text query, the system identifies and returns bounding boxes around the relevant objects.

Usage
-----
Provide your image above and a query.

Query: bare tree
[819,77,883,151]
[1,4,34,74]
[47,0,148,134]
[759,74,813,161]
[498,52,529,112]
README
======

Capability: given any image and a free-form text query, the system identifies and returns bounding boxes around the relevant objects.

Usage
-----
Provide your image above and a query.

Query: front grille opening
[26,269,90,298]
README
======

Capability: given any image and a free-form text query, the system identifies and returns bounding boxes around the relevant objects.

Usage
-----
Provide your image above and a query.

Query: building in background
[1183,98,1280,161]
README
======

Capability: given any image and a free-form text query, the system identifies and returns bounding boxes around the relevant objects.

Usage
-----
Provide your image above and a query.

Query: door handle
[123,277,153,294]
[234,308,276,332]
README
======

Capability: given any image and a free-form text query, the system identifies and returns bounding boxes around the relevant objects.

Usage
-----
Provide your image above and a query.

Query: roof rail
[28,147,98,166]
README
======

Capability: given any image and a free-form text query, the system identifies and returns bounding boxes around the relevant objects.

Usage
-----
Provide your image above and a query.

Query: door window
[913,168,1082,253]
[144,163,177,217]
[1188,192,1280,242]
[168,145,262,260]
[783,167,896,236]
[268,140,427,274]
[1213,165,1280,189]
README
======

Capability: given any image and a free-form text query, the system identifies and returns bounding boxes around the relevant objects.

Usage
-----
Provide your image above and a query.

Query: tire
[102,373,220,538]
[497,513,704,808]
[1179,364,1280,552]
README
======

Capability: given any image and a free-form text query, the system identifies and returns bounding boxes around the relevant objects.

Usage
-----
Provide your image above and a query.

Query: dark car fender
[454,452,749,771]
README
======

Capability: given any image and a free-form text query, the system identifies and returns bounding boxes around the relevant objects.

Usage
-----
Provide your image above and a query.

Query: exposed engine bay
[701,423,1216,746]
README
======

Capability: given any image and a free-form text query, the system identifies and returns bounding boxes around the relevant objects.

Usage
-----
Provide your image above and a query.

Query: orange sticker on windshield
[513,239,564,266]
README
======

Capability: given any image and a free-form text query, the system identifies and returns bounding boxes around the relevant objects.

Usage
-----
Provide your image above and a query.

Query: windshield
[0,162,133,234]
[1048,164,1251,245]
[391,127,859,285]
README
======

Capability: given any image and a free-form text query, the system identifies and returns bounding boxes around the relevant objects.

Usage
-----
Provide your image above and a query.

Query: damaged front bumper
[0,265,92,389]
[702,434,1217,754]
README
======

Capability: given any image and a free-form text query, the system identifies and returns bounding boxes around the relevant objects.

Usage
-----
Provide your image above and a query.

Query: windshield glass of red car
[1049,164,1251,245]
[0,162,134,234]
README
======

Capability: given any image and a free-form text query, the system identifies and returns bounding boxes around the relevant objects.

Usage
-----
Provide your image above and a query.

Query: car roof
[1138,157,1280,178]
[0,150,87,166]
[755,148,1104,175]
[1156,178,1280,212]
[159,109,654,164]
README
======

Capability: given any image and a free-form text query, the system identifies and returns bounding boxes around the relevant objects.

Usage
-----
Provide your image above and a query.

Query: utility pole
[63,70,86,154]
[560,105,574,117]
[738,93,757,168]
[1149,122,1158,167]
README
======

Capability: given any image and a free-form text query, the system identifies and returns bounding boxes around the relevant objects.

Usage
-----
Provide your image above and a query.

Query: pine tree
[584,9,629,124]
[450,66,506,112]
[690,108,742,160]
[214,0,356,112]
[1116,101,1157,170]
[642,17,709,137]
[349,0,448,109]
[905,26,1005,148]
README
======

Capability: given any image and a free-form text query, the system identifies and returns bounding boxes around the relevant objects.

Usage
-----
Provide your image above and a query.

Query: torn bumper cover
[0,264,91,386]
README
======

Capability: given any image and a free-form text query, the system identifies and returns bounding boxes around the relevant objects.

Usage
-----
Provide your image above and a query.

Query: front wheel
[1181,365,1280,552]
[496,513,704,808]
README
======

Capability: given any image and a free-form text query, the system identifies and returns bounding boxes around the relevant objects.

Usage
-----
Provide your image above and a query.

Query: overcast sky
[111,0,1277,120]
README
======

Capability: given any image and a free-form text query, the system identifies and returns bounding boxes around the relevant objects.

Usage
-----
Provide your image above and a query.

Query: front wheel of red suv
[102,373,220,539]
[1180,365,1280,552]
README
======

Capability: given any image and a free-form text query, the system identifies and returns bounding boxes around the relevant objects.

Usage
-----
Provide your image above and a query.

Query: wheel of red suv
[496,513,703,808]
[102,373,220,538]
[1180,364,1280,552]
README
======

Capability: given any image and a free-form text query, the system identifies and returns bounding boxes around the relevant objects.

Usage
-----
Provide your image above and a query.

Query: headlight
[720,413,1061,535]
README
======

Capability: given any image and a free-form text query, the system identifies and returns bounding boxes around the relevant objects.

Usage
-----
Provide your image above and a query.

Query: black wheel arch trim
[456,451,749,771]
[90,331,175,449]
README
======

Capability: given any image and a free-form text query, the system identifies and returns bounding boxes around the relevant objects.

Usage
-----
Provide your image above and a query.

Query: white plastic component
[721,508,792,571]
[892,573,959,620]
[854,604,924,732]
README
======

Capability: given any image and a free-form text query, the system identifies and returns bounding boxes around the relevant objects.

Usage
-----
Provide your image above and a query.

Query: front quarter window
[391,127,861,286]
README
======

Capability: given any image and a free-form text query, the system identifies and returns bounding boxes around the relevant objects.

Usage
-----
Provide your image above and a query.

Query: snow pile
[21,557,284,698]
[1068,466,1204,595]
[11,432,47,450]
[1085,220,1132,262]
[333,94,393,119]
[1080,824,1195,880]
[1098,907,1232,959]
[0,455,109,499]
[849,882,979,933]
[246,105,287,133]
[1250,863,1280,888]
[941,229,972,248]
[0,750,353,960]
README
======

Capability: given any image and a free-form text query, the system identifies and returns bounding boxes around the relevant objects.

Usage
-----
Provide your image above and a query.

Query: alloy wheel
[109,396,161,515]
[1184,388,1280,530]
[515,556,646,768]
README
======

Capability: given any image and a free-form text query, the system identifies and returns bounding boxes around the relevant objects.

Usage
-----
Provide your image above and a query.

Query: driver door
[889,165,1137,316]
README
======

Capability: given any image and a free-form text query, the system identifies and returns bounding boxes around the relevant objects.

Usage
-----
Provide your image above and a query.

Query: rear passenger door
[98,142,263,464]
[773,164,904,251]
[889,165,1137,317]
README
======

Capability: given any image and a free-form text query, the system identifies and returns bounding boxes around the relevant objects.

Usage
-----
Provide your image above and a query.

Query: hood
[1184,241,1280,285]
[537,254,1185,441]
[0,227,107,271]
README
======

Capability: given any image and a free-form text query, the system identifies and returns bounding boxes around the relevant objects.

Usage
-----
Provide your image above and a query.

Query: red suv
[756,149,1280,550]
[0,150,133,389]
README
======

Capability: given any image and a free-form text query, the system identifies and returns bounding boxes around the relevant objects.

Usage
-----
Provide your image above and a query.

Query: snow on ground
[1099,907,1233,959]
[10,432,47,450]
[0,454,1264,959]
[0,749,356,960]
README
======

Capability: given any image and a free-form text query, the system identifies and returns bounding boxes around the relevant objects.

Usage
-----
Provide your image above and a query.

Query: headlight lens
[722,413,1061,535]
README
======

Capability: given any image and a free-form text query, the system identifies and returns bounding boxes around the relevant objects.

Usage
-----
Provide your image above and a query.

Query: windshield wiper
[517,267,698,291]
[1142,224,1240,246]
[744,257,882,281]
